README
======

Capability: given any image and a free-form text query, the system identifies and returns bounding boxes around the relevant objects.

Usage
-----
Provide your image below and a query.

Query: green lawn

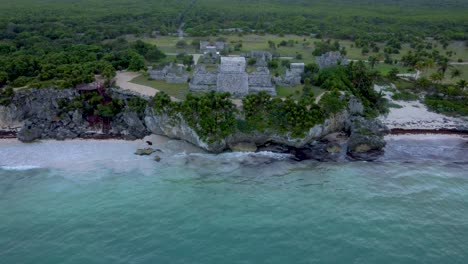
[419,65,468,84]
[130,75,190,100]
[142,34,468,65]
[276,85,324,100]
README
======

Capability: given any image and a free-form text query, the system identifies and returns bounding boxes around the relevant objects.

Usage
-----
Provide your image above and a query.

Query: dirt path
[115,71,179,101]
[314,91,327,104]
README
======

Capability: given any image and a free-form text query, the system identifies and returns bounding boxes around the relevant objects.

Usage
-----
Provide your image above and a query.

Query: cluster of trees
[59,90,124,121]
[151,91,237,143]
[242,91,324,137]
[312,40,346,56]
[314,61,387,117]
[0,36,165,88]
[180,92,237,143]
[424,87,468,116]
[182,0,467,40]
[149,88,352,141]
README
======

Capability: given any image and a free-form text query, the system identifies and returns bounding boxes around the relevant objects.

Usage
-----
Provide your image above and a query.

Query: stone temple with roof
[189,57,276,97]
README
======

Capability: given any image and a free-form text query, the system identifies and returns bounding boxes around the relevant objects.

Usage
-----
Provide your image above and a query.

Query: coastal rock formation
[0,88,150,142]
[347,117,389,160]
[1,88,390,161]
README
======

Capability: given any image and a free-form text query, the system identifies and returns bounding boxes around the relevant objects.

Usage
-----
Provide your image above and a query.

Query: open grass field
[143,35,468,64]
[130,75,190,100]
[420,65,468,84]
[144,34,468,85]
[276,85,325,100]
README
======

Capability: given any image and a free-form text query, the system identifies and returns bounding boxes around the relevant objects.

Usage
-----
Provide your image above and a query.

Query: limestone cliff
[0,88,388,160]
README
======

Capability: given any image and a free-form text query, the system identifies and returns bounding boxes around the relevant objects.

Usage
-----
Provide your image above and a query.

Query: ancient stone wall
[273,63,304,87]
[148,63,189,84]
[189,66,218,91]
[220,57,246,73]
[316,52,348,68]
[190,57,276,96]
[216,72,249,96]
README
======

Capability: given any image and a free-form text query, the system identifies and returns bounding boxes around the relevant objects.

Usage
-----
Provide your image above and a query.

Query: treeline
[0,38,165,88]
[1,0,466,88]
[183,0,467,40]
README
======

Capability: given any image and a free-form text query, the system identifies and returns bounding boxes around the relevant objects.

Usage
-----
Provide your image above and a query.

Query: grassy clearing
[143,34,467,86]
[276,85,324,100]
[130,75,190,100]
[142,34,468,63]
[420,65,468,84]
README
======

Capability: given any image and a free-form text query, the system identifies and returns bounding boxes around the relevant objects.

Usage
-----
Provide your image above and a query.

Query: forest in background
[0,0,467,41]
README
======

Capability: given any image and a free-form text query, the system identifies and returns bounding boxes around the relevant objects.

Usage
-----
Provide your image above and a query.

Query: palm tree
[425,58,435,69]
[368,56,378,69]
[437,57,450,75]
[429,72,444,84]
[456,79,467,89]
[450,68,461,79]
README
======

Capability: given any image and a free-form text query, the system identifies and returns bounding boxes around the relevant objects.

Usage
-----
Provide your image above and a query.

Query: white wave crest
[0,165,41,171]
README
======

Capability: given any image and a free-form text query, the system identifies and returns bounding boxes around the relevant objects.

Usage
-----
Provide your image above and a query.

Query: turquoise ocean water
[1,136,467,263]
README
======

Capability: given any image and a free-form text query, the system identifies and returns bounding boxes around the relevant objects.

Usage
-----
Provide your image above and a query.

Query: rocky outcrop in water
[347,117,389,161]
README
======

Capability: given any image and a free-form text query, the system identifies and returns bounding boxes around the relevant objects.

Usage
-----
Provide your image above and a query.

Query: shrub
[319,90,347,115]
[0,87,14,106]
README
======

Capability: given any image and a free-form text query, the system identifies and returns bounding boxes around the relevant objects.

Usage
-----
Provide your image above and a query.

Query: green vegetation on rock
[180,92,237,143]
[242,91,324,138]
[0,87,14,106]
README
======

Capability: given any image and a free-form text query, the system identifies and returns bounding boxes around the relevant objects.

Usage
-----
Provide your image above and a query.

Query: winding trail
[314,91,327,104]
[115,71,179,101]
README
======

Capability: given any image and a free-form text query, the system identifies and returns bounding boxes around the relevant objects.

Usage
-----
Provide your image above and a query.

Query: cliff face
[0,88,151,142]
[143,107,350,153]
[0,88,387,160]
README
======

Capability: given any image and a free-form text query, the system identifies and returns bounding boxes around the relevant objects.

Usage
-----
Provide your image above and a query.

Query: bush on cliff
[180,92,237,143]
[59,91,123,120]
[0,87,14,106]
[314,61,387,117]
[318,90,347,115]
[242,91,324,137]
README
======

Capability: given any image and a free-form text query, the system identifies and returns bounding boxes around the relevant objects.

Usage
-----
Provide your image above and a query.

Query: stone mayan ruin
[198,41,227,64]
[200,41,227,53]
[242,51,273,66]
[316,51,348,68]
[273,62,305,87]
[189,57,276,96]
[148,63,189,84]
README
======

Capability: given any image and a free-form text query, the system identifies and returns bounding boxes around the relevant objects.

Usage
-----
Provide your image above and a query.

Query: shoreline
[3,129,468,141]
[0,131,131,141]
[390,128,468,136]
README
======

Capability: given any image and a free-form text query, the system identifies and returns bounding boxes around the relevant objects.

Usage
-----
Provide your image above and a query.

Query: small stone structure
[248,67,276,95]
[200,41,227,54]
[316,51,348,69]
[273,62,305,87]
[187,66,218,92]
[243,51,273,61]
[189,57,276,96]
[242,50,273,67]
[199,41,228,64]
[148,63,189,84]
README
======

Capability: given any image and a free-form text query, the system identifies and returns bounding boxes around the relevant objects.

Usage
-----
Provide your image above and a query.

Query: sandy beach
[375,84,468,131]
